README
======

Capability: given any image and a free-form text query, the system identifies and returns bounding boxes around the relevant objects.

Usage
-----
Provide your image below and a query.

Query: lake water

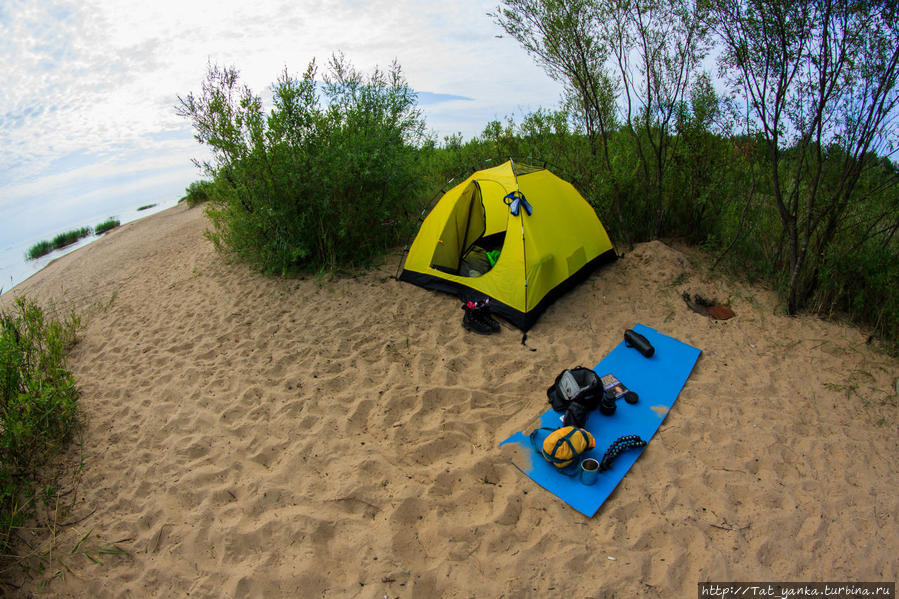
[0,198,181,295]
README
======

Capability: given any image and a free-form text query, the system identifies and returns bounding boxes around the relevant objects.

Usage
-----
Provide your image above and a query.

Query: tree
[707,0,899,314]
[605,0,709,237]
[493,0,709,242]
[176,55,427,273]
[491,0,627,238]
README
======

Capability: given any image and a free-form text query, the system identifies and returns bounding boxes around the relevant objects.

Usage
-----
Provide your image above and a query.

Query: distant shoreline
[1,200,181,295]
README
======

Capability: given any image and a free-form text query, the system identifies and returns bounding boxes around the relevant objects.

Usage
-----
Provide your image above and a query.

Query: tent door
[430,181,487,275]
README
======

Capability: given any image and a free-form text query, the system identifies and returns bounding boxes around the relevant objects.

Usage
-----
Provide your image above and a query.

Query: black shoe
[479,308,501,333]
[462,301,500,334]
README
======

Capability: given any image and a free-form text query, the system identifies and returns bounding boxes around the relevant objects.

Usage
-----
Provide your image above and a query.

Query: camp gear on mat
[547,367,605,428]
[533,426,595,469]
[579,458,600,486]
[600,373,638,405]
[546,366,603,427]
[562,401,591,428]
[598,435,647,472]
[624,328,655,357]
[500,324,701,517]
[599,391,618,416]
[547,367,603,412]
[397,159,616,331]
[598,374,639,417]
[461,298,500,334]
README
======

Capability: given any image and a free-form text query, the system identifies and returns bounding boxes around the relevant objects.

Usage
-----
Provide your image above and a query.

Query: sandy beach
[2,203,896,597]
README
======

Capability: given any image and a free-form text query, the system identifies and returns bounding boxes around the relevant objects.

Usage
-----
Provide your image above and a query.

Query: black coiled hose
[598,434,647,472]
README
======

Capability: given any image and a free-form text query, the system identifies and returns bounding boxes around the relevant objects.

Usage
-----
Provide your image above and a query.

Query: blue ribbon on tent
[503,191,532,216]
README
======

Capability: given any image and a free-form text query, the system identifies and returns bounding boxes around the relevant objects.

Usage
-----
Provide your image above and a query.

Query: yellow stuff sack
[541,426,595,468]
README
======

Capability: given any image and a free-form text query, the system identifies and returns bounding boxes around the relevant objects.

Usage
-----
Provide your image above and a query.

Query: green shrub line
[24,217,123,261]
[177,48,897,350]
[179,180,213,208]
[179,121,899,351]
[177,55,425,274]
[25,241,53,261]
[137,204,156,211]
[94,218,121,235]
[26,227,93,260]
[51,227,92,251]
[0,297,80,554]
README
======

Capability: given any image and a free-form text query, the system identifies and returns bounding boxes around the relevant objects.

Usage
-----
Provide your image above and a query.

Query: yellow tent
[398,159,616,330]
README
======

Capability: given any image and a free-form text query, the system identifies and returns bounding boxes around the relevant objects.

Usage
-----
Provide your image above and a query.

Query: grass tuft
[51,228,92,251]
[26,241,53,261]
[25,227,94,261]
[94,218,120,235]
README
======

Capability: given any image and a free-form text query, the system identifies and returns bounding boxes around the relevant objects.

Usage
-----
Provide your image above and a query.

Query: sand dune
[3,203,896,597]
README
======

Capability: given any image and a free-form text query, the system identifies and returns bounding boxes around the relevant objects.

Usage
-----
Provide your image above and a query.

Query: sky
[0,0,565,292]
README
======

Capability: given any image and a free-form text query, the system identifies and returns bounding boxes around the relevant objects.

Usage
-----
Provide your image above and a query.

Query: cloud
[0,0,169,180]
[0,0,565,258]
[3,0,562,171]
[0,143,199,244]
[2,144,192,206]
[416,92,474,105]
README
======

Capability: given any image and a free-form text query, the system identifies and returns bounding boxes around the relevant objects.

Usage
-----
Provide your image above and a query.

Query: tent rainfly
[397,159,616,330]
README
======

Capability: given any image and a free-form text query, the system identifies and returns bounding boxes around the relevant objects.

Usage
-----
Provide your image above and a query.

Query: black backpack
[546,367,604,413]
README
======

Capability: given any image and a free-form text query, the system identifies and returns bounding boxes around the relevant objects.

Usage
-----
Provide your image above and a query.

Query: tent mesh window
[510,161,545,177]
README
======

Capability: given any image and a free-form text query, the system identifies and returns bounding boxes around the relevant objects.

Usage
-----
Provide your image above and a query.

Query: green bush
[51,227,92,250]
[178,54,427,273]
[419,116,899,350]
[814,231,899,350]
[25,226,94,261]
[179,180,214,208]
[0,297,80,552]
[137,204,156,211]
[25,241,53,261]
[94,218,120,235]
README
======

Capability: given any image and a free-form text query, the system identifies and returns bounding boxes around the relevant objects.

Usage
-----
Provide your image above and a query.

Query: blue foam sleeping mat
[499,324,701,517]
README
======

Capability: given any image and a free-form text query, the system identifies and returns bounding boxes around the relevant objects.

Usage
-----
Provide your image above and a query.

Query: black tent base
[397,248,617,331]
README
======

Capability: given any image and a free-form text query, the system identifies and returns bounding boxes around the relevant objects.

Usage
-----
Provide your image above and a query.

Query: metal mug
[580,457,600,485]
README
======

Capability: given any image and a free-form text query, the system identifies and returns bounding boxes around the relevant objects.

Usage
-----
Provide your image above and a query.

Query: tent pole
[509,157,528,315]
